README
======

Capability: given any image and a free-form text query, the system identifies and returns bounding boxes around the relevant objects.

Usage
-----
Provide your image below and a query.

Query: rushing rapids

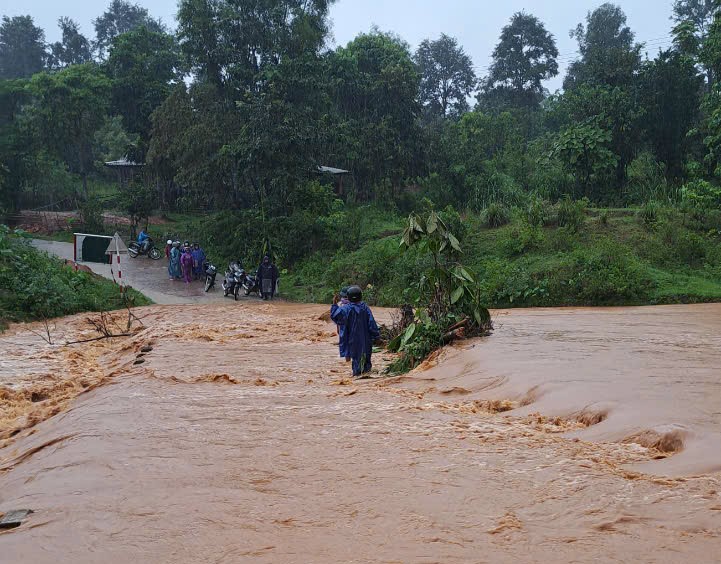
[1,302,720,563]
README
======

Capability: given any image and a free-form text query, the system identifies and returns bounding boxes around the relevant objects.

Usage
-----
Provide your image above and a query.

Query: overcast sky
[3,0,675,92]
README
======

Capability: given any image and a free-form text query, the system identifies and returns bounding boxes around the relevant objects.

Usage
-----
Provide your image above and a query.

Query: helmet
[166,240,173,245]
[347,285,362,302]
[340,286,349,298]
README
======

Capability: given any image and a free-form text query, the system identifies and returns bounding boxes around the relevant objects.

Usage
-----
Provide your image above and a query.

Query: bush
[657,222,708,267]
[564,240,654,303]
[599,210,609,226]
[483,202,511,228]
[525,196,553,227]
[682,180,721,211]
[626,152,668,204]
[546,226,577,252]
[501,223,544,256]
[637,200,662,228]
[78,196,105,234]
[556,196,587,232]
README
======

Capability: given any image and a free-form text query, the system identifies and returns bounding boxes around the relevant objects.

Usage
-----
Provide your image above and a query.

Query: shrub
[483,202,511,228]
[682,180,721,211]
[657,222,708,267]
[546,226,577,252]
[637,200,662,228]
[626,152,668,204]
[525,196,553,227]
[599,210,609,226]
[564,240,654,303]
[501,224,544,256]
[78,196,105,234]
[556,196,587,232]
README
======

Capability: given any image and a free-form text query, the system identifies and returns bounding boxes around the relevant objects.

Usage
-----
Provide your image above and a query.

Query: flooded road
[1,302,721,562]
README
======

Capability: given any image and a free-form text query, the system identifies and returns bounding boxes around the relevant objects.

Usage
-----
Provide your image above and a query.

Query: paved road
[31,239,238,305]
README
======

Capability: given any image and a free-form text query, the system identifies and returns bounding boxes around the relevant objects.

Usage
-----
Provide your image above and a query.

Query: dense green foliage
[281,204,721,308]
[2,0,721,320]
[0,226,151,327]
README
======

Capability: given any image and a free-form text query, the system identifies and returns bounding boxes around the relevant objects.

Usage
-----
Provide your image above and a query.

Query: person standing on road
[191,243,206,280]
[181,246,193,284]
[331,285,380,378]
[257,255,279,300]
[169,241,182,280]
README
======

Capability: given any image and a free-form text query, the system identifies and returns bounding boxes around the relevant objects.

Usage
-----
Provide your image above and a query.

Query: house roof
[318,165,350,175]
[104,157,145,168]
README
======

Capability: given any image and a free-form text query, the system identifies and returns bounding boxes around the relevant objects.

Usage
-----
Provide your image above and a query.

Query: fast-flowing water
[1,302,720,563]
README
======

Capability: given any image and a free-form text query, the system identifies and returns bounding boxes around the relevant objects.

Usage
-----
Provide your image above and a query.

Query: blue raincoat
[331,301,380,376]
[169,246,182,279]
[336,297,350,358]
[191,247,206,278]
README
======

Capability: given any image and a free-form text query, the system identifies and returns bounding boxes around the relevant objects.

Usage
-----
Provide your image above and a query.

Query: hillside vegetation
[0,227,150,328]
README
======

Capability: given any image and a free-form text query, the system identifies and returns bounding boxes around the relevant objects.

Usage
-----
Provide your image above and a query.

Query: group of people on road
[331,285,380,378]
[166,240,207,284]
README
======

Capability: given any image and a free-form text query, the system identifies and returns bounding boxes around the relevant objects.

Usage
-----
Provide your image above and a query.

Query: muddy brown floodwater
[1,302,720,563]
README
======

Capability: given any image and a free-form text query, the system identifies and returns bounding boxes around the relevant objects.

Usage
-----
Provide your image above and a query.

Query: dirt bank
[1,302,720,563]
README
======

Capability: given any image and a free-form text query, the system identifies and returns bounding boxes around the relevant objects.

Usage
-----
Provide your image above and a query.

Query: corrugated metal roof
[318,165,350,175]
[104,157,145,167]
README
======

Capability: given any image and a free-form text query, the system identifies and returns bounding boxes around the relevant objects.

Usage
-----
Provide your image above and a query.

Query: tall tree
[0,15,46,79]
[326,31,421,199]
[106,26,181,157]
[48,17,92,69]
[415,34,476,118]
[0,79,32,210]
[93,0,164,59]
[481,12,558,110]
[673,0,721,85]
[177,0,334,91]
[25,64,111,197]
[640,50,703,180]
[564,3,642,90]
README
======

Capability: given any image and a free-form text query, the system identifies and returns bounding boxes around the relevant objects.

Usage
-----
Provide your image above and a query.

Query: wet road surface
[31,239,231,305]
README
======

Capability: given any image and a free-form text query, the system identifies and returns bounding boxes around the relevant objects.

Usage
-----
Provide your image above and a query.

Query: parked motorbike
[128,238,163,260]
[203,261,218,293]
[243,270,261,297]
[222,262,246,301]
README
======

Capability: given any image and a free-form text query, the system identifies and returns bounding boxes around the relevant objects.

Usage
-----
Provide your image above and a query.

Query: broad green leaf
[401,323,417,347]
[448,233,462,253]
[451,285,464,304]
[427,212,438,234]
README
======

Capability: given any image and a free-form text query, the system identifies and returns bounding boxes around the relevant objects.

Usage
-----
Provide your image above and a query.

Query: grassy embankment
[0,229,151,328]
[283,207,721,308]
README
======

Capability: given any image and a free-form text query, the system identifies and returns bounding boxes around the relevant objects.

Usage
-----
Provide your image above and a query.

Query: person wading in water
[331,285,380,378]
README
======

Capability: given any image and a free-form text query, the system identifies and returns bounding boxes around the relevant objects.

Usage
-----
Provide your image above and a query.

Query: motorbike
[243,270,261,297]
[128,238,163,260]
[203,261,218,293]
[222,262,246,301]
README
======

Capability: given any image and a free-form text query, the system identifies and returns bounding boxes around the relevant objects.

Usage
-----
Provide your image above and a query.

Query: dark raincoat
[191,247,206,278]
[331,301,380,376]
[258,261,279,298]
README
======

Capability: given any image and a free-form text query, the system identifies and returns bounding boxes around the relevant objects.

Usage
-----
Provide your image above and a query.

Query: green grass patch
[1,228,151,327]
